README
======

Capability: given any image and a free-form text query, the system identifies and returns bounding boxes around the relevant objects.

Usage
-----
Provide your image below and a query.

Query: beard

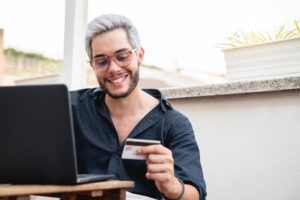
[98,68,139,99]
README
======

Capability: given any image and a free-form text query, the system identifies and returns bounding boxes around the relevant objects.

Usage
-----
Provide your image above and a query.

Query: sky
[0,0,299,74]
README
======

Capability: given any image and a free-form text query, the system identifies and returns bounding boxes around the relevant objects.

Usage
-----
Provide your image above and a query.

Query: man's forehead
[93,28,128,42]
[91,29,130,50]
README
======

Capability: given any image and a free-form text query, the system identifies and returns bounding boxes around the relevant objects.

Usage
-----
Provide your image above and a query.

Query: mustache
[105,71,129,80]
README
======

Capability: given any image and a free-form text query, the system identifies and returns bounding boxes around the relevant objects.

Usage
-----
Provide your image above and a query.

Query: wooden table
[0,180,134,200]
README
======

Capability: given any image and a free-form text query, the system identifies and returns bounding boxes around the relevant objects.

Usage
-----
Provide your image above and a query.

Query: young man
[71,14,206,200]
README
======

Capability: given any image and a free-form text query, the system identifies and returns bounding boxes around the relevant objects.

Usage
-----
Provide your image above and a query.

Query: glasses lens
[92,49,134,70]
[114,51,131,66]
[93,57,109,70]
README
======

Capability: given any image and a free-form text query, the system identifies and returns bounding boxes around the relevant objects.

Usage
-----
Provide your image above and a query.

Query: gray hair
[85,14,141,60]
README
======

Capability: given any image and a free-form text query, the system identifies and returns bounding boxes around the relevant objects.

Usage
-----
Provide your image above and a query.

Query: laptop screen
[0,84,79,184]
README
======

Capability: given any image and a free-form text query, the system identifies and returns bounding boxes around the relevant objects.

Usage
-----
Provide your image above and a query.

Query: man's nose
[107,58,121,72]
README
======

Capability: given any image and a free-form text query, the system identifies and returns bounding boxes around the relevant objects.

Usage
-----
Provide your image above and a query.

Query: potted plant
[219,20,300,80]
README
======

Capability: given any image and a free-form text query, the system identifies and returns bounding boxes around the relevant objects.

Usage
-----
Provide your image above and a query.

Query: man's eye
[95,59,108,67]
[116,53,129,62]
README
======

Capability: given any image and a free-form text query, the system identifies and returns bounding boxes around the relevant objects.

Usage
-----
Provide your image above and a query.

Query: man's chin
[105,87,132,99]
[99,71,139,99]
[107,91,130,99]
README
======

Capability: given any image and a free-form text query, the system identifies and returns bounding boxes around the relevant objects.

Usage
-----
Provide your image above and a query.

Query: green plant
[295,20,300,34]
[4,48,59,62]
[218,19,300,48]
[4,48,63,76]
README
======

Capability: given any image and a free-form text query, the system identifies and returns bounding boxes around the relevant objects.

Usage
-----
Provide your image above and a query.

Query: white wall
[169,90,300,200]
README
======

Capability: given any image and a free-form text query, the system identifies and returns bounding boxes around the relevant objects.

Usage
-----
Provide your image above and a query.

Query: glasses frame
[91,48,137,71]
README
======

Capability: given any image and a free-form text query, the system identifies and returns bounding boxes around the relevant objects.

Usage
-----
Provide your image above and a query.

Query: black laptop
[0,84,114,184]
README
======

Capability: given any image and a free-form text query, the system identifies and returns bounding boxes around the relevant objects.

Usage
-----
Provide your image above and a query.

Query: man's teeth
[110,76,125,83]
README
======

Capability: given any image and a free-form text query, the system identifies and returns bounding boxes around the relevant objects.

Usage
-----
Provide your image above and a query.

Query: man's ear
[138,47,145,66]
[89,61,95,70]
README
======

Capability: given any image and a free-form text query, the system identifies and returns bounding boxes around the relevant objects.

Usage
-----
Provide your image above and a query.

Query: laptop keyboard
[77,174,114,183]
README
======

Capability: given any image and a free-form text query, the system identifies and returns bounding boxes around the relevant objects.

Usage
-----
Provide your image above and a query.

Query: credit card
[121,138,161,160]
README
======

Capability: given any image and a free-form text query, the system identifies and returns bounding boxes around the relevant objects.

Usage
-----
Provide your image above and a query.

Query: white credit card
[122,138,161,160]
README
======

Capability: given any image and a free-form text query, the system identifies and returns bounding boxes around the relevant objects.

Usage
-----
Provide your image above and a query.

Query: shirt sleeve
[165,110,207,200]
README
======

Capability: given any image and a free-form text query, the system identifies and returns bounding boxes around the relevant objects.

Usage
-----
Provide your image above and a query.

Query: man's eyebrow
[93,48,129,59]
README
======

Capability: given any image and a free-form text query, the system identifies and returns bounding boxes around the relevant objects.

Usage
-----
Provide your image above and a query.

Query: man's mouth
[106,73,128,84]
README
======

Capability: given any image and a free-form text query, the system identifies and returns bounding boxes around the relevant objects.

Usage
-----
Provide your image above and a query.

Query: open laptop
[0,84,114,184]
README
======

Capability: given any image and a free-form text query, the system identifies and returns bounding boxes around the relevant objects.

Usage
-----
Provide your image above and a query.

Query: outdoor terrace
[162,75,300,200]
[0,0,299,199]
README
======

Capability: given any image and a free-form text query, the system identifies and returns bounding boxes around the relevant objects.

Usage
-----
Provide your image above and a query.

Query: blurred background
[0,0,299,87]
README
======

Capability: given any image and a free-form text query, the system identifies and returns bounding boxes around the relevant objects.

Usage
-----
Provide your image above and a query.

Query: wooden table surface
[0,180,134,200]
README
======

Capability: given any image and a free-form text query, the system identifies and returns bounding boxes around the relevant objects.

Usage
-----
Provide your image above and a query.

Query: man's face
[90,28,143,99]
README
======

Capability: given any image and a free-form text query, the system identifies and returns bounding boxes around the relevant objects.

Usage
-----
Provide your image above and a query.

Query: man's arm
[138,109,206,200]
[138,145,200,200]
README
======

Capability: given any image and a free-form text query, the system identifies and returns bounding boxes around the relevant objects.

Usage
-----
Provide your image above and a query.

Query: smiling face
[90,28,144,99]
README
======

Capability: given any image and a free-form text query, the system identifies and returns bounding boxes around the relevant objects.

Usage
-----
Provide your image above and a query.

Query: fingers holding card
[121,138,160,160]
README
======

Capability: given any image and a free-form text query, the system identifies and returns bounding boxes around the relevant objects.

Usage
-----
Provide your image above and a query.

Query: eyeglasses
[92,48,137,71]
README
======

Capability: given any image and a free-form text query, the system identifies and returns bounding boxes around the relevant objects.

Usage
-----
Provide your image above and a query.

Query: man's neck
[104,87,154,118]
[105,87,159,143]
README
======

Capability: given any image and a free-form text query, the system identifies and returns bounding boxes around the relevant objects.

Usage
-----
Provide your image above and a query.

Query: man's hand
[138,144,183,199]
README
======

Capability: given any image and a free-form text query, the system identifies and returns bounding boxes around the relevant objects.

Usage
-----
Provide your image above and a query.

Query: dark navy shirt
[70,88,206,200]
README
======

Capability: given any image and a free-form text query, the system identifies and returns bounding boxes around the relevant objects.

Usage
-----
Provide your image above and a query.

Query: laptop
[0,84,114,184]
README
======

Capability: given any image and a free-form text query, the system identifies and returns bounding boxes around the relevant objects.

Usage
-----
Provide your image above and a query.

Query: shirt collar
[91,87,172,111]
[143,89,172,111]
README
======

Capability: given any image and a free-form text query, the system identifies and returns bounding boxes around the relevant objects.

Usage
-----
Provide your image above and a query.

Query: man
[71,14,206,200]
